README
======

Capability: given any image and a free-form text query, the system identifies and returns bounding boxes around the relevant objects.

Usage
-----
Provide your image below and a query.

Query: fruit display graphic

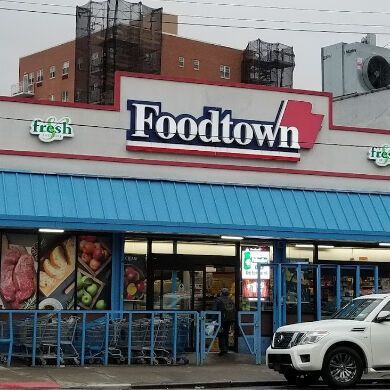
[77,235,112,310]
[123,255,146,302]
[78,235,111,276]
[76,269,105,310]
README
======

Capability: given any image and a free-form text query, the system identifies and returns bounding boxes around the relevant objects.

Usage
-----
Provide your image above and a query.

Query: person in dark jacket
[213,288,235,355]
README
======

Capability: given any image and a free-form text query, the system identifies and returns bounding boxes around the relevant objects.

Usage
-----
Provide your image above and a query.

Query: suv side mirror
[377,310,390,323]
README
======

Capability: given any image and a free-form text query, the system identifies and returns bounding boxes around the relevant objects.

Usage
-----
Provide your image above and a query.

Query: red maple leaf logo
[279,100,324,149]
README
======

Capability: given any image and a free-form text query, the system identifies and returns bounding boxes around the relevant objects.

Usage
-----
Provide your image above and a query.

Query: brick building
[13,3,294,104]
[15,33,243,103]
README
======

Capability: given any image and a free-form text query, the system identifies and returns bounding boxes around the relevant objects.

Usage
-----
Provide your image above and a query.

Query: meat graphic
[1,264,16,302]
[0,247,36,308]
[14,254,36,302]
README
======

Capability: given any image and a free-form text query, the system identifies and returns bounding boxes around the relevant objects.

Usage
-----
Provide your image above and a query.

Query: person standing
[213,288,235,355]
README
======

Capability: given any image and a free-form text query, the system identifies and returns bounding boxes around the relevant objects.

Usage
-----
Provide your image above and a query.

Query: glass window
[28,72,34,84]
[177,241,235,256]
[241,245,273,311]
[124,254,146,310]
[61,90,69,102]
[62,61,70,75]
[125,240,147,254]
[287,243,314,263]
[332,298,382,321]
[36,69,43,83]
[49,65,55,79]
[178,56,184,68]
[77,58,84,71]
[220,65,231,79]
[152,241,173,254]
[193,59,200,70]
[318,246,390,262]
[48,94,55,101]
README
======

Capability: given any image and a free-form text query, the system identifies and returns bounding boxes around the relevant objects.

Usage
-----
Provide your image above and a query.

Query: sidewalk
[0,354,280,389]
[0,354,389,389]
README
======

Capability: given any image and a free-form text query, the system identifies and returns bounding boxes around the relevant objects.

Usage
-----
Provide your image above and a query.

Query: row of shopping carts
[0,314,193,366]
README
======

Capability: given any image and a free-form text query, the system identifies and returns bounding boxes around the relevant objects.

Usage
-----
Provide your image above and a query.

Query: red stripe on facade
[125,145,300,161]
[0,381,59,389]
[1,148,390,181]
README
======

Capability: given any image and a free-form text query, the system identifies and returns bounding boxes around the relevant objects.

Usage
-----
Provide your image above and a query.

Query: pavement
[0,354,390,389]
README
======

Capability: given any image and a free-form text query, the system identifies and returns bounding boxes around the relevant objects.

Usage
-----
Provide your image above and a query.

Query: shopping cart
[0,320,10,364]
[118,318,150,364]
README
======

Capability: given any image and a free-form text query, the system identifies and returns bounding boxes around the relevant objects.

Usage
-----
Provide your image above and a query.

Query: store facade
[0,72,390,356]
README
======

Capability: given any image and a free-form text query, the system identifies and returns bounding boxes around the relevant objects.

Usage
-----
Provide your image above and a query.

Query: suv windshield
[332,298,383,321]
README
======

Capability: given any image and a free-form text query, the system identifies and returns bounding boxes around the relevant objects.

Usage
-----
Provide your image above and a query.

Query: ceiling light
[295,244,314,248]
[318,245,335,249]
[379,242,390,247]
[221,235,244,241]
[39,228,65,233]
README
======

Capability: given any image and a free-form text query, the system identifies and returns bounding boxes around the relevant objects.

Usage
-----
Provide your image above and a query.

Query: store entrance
[150,254,238,312]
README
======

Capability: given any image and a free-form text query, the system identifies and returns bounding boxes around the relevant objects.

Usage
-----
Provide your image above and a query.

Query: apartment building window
[220,65,231,80]
[193,59,200,71]
[62,61,70,76]
[61,90,69,102]
[178,56,184,68]
[49,66,56,79]
[91,52,101,73]
[28,72,34,84]
[36,69,43,83]
[77,58,84,71]
[48,94,55,101]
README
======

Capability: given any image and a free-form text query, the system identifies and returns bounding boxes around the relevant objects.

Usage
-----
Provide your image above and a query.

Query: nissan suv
[266,294,390,388]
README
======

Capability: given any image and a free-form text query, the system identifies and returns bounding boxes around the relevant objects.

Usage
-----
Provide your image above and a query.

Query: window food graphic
[0,233,38,310]
[38,234,76,310]
[77,235,112,310]
[242,246,271,300]
[123,254,146,302]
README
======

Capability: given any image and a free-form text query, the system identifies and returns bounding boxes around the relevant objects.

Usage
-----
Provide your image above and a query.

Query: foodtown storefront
[0,73,390,365]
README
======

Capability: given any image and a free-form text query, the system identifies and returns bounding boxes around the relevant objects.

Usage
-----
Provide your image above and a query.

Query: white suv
[266,294,390,388]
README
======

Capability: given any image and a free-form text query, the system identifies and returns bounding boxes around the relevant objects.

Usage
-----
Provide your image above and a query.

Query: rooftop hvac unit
[322,36,390,97]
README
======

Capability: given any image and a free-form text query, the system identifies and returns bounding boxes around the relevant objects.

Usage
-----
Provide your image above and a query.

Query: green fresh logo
[30,116,74,143]
[368,145,390,167]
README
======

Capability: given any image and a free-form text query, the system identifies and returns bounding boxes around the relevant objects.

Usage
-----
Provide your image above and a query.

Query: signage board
[30,116,74,143]
[126,99,324,162]
[368,145,390,166]
[242,246,270,280]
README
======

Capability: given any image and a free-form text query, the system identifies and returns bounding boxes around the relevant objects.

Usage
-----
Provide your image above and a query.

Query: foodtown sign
[126,99,324,161]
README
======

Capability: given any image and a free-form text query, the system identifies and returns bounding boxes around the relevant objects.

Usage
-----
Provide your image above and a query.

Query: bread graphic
[63,238,76,267]
[50,246,68,269]
[40,239,76,296]
[43,258,66,280]
[39,271,55,290]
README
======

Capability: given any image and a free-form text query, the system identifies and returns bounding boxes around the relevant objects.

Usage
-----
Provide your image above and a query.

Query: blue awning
[0,171,389,242]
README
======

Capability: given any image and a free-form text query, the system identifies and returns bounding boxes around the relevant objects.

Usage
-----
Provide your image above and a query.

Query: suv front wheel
[322,346,363,388]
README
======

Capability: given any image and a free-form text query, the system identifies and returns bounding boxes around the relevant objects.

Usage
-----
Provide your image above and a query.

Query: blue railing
[0,310,212,367]
[238,263,379,364]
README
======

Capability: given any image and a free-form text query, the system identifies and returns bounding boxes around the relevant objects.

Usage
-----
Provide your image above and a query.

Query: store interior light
[220,235,244,241]
[39,228,65,233]
[295,244,335,249]
[379,243,390,247]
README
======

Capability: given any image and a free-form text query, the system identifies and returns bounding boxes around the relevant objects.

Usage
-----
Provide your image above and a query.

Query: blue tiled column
[111,233,125,312]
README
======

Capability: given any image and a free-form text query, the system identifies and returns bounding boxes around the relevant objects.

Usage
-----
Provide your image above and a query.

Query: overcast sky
[0,0,389,96]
